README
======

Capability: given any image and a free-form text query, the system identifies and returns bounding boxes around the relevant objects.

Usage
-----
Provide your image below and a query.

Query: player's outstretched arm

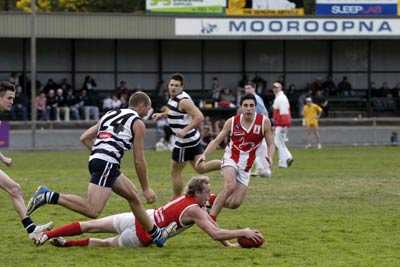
[152,106,169,120]
[196,118,231,166]
[176,99,204,138]
[186,205,263,243]
[132,119,156,204]
[80,122,99,150]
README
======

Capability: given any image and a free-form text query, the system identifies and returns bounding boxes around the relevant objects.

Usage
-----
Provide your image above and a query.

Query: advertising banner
[146,0,226,14]
[176,18,399,37]
[226,0,304,16]
[316,0,398,16]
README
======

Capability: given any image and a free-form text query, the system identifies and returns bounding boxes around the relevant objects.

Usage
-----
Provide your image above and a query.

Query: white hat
[305,97,312,102]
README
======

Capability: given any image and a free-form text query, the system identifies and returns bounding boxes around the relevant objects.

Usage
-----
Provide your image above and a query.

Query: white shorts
[112,210,155,248]
[221,158,251,187]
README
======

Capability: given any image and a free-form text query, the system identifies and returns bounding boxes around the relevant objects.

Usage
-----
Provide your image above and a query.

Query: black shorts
[172,143,204,163]
[89,158,121,188]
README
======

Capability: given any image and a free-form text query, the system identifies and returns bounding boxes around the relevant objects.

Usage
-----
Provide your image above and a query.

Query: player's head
[305,97,312,105]
[129,91,152,117]
[272,81,283,95]
[185,176,211,205]
[244,81,256,95]
[240,94,257,119]
[168,73,184,97]
[0,81,16,111]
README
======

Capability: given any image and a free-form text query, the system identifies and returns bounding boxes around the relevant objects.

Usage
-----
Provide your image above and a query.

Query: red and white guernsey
[135,195,199,246]
[224,113,266,172]
[272,91,292,127]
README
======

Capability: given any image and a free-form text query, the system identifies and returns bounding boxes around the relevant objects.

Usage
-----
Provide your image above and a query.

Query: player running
[32,176,263,248]
[196,94,274,220]
[27,92,168,246]
[0,81,52,239]
[152,74,221,199]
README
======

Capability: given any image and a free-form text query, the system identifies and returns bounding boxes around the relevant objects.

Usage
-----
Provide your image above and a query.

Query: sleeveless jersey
[167,91,201,148]
[89,109,140,164]
[224,113,266,172]
[135,195,199,246]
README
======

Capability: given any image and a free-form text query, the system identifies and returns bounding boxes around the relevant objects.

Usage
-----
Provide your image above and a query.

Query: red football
[238,235,265,248]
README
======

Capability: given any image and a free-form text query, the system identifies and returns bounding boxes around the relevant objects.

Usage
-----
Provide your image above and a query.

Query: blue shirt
[255,94,268,116]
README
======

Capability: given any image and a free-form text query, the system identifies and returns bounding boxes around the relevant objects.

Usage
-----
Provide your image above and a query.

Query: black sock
[45,191,59,204]
[22,217,36,234]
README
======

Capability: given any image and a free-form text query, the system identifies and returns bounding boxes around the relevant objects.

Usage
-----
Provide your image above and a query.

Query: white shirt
[273,91,290,115]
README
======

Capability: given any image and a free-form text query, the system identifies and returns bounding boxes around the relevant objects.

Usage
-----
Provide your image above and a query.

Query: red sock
[210,214,217,222]
[46,222,82,239]
[65,238,89,247]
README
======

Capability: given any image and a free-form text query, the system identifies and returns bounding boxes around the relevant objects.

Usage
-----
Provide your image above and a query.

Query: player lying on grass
[32,176,263,248]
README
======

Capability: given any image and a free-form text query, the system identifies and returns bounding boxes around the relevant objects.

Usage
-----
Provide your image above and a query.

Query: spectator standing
[81,75,97,91]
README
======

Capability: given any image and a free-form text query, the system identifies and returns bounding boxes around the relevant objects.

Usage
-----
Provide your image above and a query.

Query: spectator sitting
[102,94,113,114]
[310,77,323,96]
[219,88,236,108]
[379,82,392,97]
[252,73,267,95]
[200,125,214,149]
[35,92,48,121]
[211,76,221,101]
[65,89,80,120]
[43,78,58,94]
[117,80,130,96]
[46,89,58,120]
[81,75,97,91]
[120,93,129,109]
[80,89,99,121]
[337,76,353,96]
[60,78,72,91]
[9,72,20,86]
[111,94,122,110]
[313,90,329,117]
[11,85,28,121]
[322,75,337,96]
[55,88,69,121]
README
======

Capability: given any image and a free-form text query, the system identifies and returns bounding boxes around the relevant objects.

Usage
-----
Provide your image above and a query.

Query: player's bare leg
[0,170,53,237]
[192,154,221,174]
[0,169,27,219]
[209,166,237,220]
[171,160,186,198]
[224,183,248,209]
[112,173,153,231]
[305,127,312,148]
[57,184,112,218]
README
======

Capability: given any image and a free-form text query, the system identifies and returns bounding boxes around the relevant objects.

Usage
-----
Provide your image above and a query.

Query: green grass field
[1,147,399,267]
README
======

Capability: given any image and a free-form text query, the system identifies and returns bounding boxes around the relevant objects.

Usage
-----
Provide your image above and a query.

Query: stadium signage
[316,0,398,16]
[146,0,226,14]
[175,18,399,36]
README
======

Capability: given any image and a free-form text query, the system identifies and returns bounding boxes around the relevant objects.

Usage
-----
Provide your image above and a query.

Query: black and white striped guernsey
[167,91,201,148]
[90,108,140,164]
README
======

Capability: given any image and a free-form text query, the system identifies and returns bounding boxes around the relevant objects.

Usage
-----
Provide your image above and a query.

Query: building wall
[1,38,400,91]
